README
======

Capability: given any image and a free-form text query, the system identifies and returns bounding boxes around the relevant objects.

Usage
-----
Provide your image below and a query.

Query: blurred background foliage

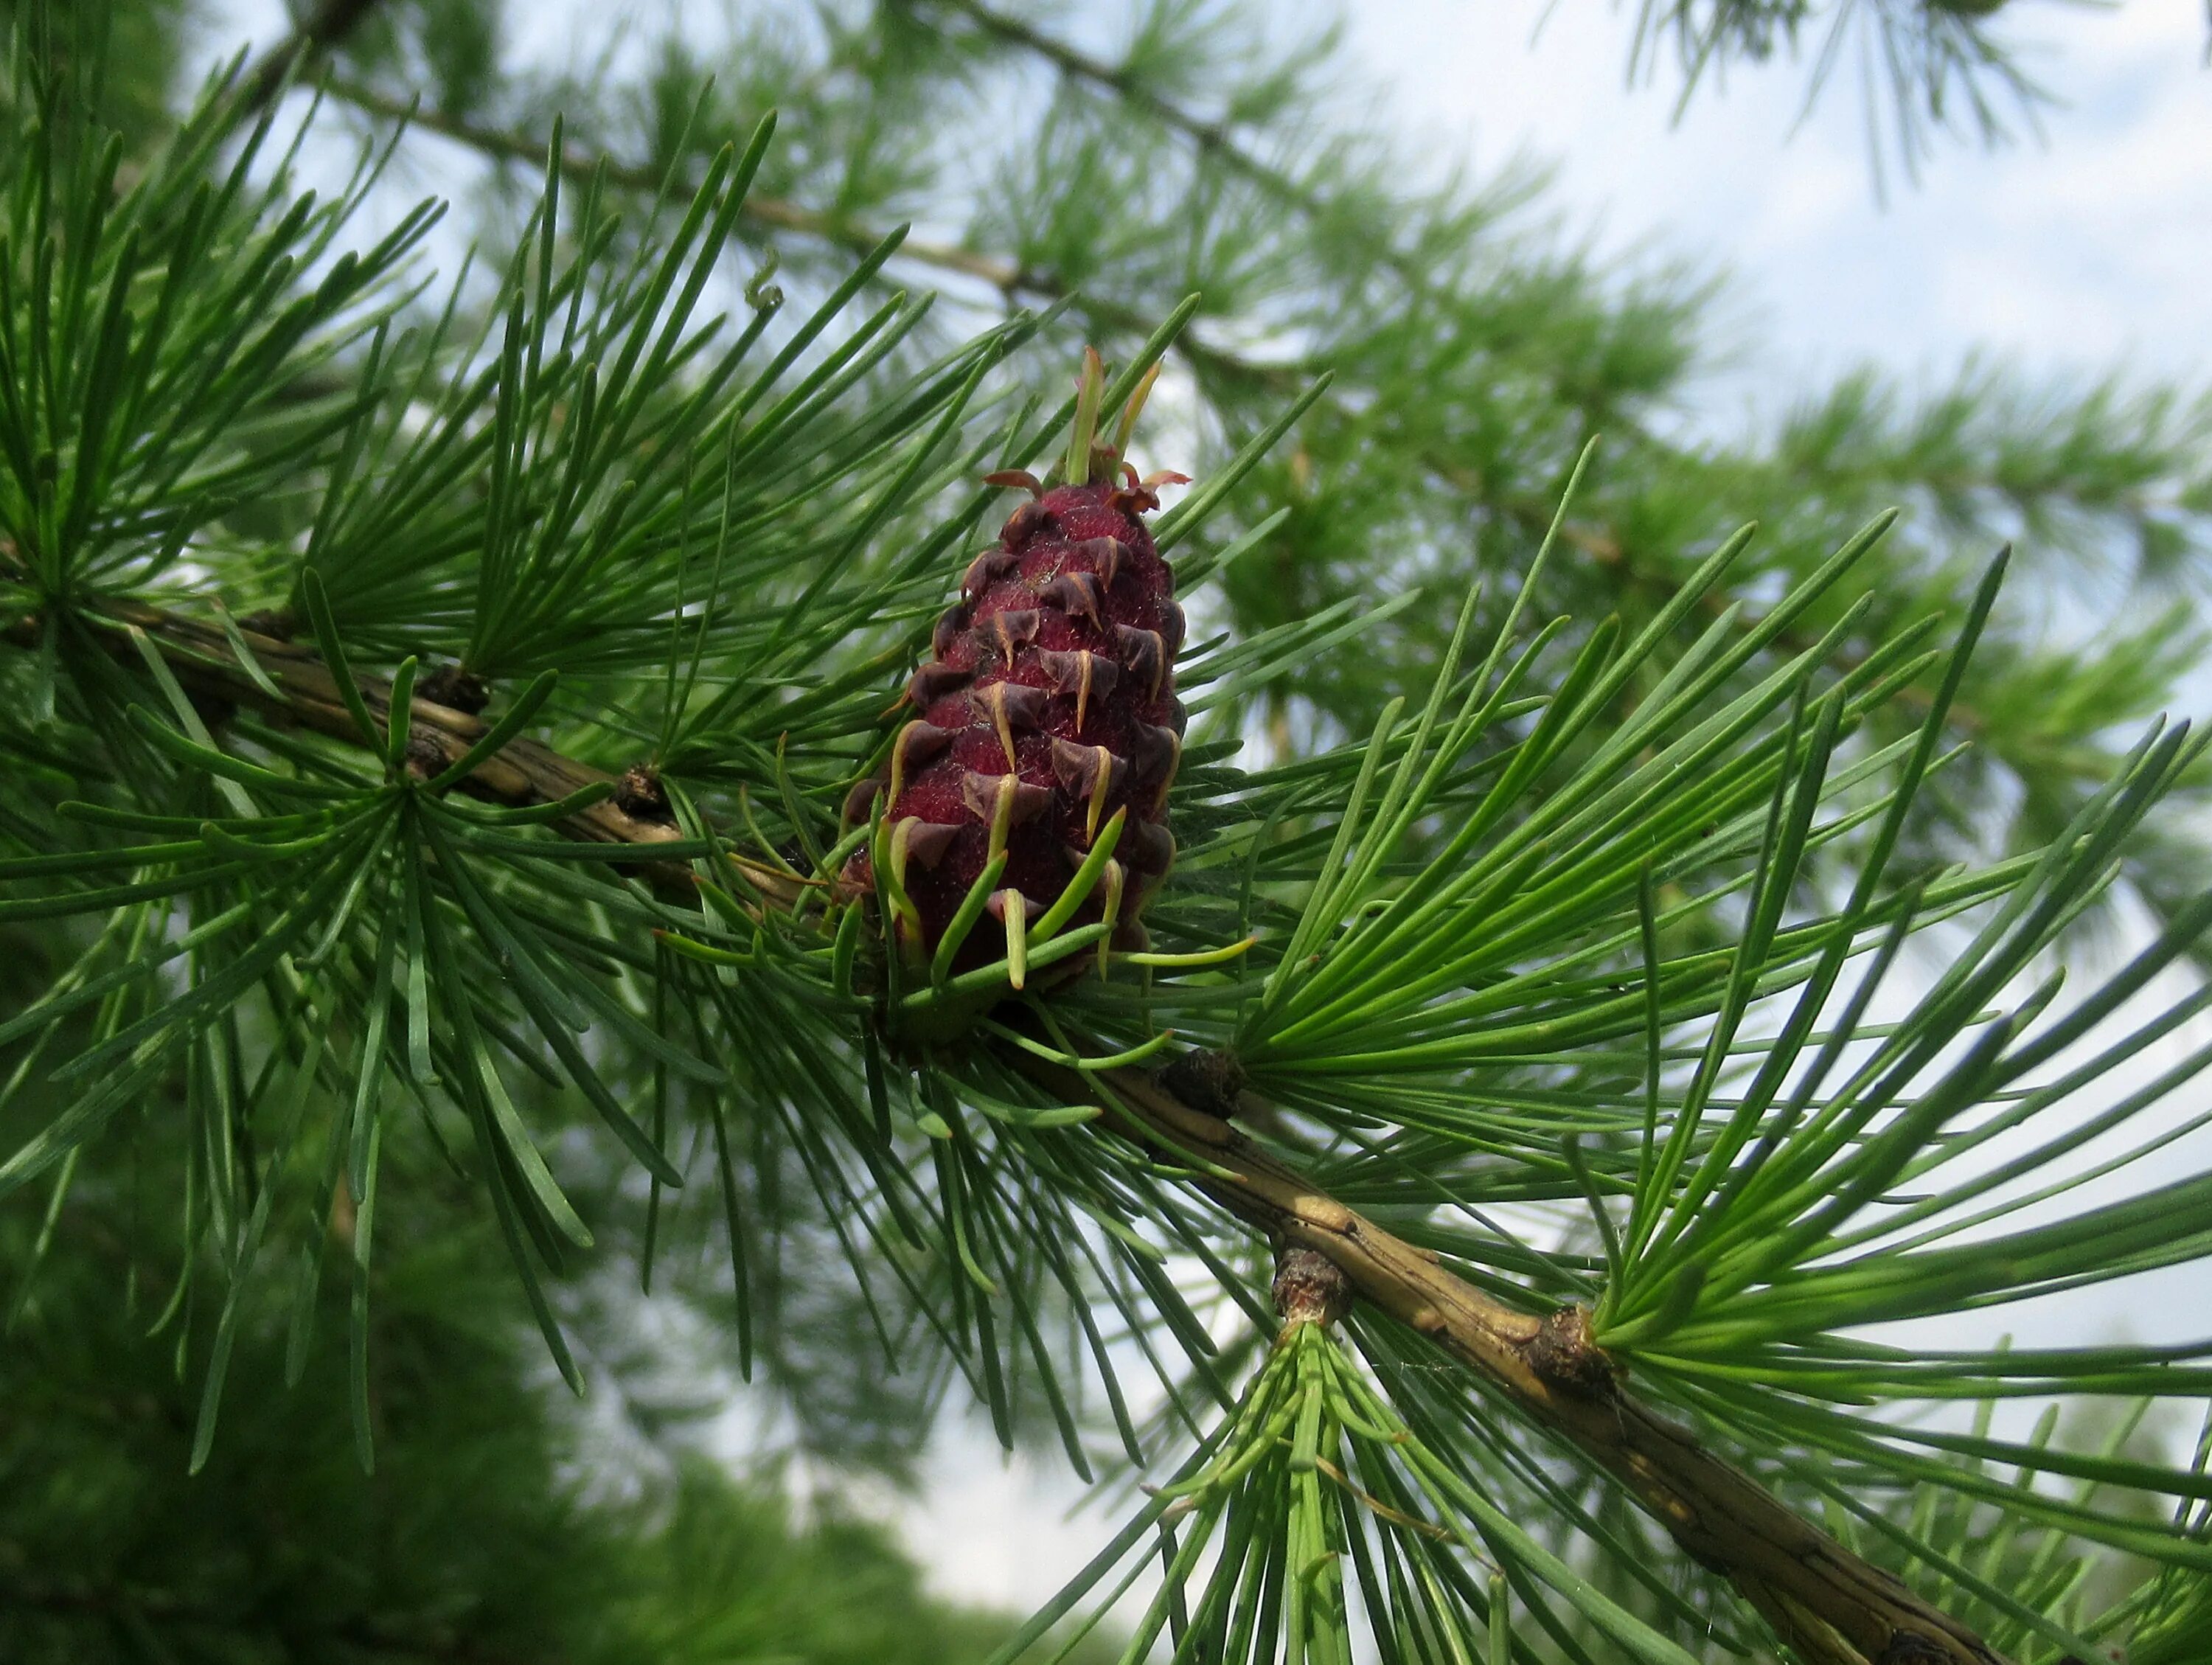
[0,973,1112,1661]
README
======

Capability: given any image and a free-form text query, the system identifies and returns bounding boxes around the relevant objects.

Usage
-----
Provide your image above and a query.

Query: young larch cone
[845,352,1187,981]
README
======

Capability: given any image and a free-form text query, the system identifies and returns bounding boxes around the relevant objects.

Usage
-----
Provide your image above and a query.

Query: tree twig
[236,0,390,118]
[4,597,790,904]
[4,593,2009,1665]
[327,82,1030,296]
[902,0,1347,234]
[1023,1053,2007,1665]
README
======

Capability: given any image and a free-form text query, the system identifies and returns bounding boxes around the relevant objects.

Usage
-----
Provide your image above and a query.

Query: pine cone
[846,454,1186,975]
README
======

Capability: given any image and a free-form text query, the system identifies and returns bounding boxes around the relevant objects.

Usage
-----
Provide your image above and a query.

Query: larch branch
[1018,1054,2009,1665]
[4,594,2010,1665]
[4,597,787,904]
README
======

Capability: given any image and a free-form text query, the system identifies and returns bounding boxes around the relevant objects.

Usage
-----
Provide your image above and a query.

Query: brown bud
[1158,1048,1245,1118]
[419,663,490,715]
[613,762,674,824]
[1526,1306,1613,1396]
[1271,1246,1352,1328]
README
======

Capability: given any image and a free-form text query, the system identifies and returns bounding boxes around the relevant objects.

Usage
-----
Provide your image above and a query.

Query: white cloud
[1345,0,2212,410]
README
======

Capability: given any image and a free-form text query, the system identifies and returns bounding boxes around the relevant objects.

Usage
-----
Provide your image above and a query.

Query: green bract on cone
[846,352,1189,991]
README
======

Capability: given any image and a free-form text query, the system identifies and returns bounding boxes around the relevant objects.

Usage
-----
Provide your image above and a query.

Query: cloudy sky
[1349,0,2212,429]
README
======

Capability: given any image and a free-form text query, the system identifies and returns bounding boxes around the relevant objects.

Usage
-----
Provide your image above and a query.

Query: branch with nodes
[3,595,785,904]
[1032,1055,2011,1665]
[7,593,2015,1665]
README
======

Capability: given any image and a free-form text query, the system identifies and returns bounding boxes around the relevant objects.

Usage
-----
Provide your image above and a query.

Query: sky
[1343,0,2212,434]
[209,0,2212,1618]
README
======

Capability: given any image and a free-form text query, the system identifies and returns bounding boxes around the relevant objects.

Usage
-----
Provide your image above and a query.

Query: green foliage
[5,6,2212,1665]
[0,0,199,149]
[1625,0,2046,189]
[0,1100,1064,1665]
[335,0,2212,955]
[995,1318,1725,1665]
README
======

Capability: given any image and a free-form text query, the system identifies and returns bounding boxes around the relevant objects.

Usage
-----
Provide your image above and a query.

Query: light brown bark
[1026,1057,2006,1665]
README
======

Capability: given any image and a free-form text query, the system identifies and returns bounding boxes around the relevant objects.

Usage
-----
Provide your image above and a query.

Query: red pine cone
[846,467,1186,970]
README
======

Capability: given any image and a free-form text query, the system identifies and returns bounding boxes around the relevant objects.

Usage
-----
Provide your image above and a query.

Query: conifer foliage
[0,1078,1077,1665]
[5,5,2212,1664]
